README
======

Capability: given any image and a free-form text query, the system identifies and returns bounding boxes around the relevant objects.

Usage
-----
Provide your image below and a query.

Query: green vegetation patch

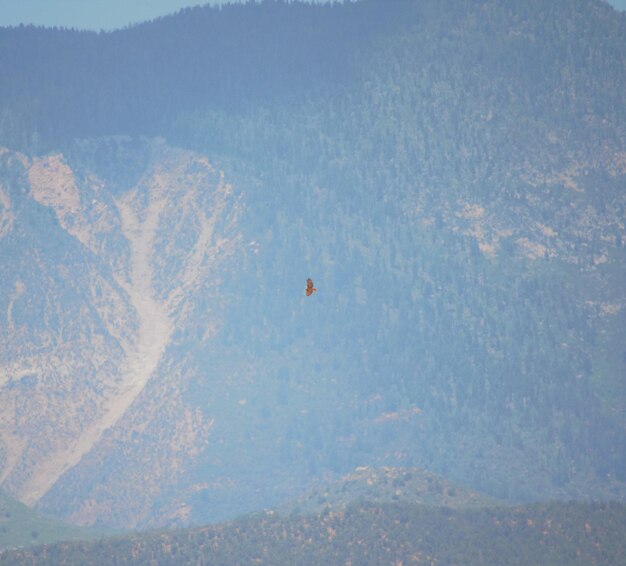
[0,491,107,550]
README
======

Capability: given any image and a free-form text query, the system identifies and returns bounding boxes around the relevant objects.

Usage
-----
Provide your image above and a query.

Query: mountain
[2,501,625,566]
[0,0,625,531]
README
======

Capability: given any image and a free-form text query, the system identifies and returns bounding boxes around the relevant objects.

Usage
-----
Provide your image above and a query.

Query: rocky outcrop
[0,139,242,525]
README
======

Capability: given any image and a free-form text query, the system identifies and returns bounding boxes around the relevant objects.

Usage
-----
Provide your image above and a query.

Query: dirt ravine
[20,195,173,506]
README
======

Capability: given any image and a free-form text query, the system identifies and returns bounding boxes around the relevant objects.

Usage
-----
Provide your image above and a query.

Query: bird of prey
[306,278,317,296]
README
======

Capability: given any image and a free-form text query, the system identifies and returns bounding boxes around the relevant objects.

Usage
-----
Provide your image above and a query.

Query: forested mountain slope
[2,501,625,566]
[276,466,501,517]
[0,0,625,530]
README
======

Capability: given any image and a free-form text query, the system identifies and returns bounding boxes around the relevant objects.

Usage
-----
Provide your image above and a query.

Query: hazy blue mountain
[0,0,625,533]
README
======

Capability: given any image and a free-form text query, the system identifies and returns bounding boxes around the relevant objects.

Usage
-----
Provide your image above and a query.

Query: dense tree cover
[2,0,624,154]
[275,466,500,517]
[2,501,625,565]
[1,0,625,525]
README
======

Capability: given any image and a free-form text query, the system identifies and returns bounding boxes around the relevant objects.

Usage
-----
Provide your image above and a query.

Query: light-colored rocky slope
[0,140,242,521]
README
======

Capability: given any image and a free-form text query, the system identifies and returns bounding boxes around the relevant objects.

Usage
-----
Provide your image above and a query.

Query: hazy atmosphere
[0,0,223,30]
[0,0,623,30]
[1,0,625,564]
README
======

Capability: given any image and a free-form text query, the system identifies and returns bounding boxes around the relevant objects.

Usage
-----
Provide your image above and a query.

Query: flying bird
[306,278,317,296]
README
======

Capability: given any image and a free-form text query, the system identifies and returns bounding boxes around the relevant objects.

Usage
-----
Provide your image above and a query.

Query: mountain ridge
[276,465,502,517]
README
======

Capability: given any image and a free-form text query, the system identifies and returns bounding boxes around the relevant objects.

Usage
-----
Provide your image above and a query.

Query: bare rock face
[0,139,242,528]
